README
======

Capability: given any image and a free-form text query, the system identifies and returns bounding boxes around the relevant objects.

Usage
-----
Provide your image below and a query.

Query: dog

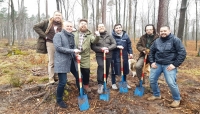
[128,59,150,77]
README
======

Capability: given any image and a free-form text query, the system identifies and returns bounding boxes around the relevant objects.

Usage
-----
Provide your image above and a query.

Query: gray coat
[91,32,116,58]
[53,29,77,73]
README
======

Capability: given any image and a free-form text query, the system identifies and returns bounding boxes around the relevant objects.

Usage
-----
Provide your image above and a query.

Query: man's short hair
[114,24,122,29]
[160,25,170,30]
[79,19,88,23]
[53,11,62,15]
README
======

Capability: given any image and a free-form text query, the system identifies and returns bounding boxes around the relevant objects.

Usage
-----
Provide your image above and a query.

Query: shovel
[134,54,147,97]
[99,51,110,101]
[76,55,90,111]
[118,49,128,93]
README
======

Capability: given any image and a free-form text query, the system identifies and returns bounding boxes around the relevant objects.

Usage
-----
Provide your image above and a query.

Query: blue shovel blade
[119,81,128,93]
[99,89,110,101]
[78,94,90,111]
[134,86,144,97]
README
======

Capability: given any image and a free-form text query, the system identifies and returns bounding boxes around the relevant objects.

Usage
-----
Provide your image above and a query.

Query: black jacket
[149,33,186,67]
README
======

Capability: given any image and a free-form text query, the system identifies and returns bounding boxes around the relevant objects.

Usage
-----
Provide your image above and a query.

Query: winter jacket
[111,30,133,75]
[73,30,100,68]
[149,33,186,67]
[91,32,116,58]
[136,34,159,62]
[33,18,63,54]
[53,29,77,73]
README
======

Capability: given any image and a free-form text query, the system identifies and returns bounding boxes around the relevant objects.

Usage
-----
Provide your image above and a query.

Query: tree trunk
[56,0,60,11]
[37,0,40,22]
[91,0,95,32]
[7,0,10,43]
[10,0,15,46]
[173,0,179,35]
[118,0,121,23]
[96,0,99,30]
[196,1,198,51]
[81,0,88,19]
[102,0,106,25]
[177,0,187,41]
[115,0,118,23]
[123,0,126,27]
[128,0,132,36]
[157,0,169,33]
[46,0,48,19]
[133,0,137,42]
[184,11,188,46]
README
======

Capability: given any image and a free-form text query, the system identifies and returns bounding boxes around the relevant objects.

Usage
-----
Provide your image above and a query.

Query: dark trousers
[81,68,90,85]
[96,56,111,84]
[111,74,127,84]
[56,60,79,102]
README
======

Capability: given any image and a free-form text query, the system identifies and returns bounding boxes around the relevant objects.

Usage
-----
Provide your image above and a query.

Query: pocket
[37,38,47,53]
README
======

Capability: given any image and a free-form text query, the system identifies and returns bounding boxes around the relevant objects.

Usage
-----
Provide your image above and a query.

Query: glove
[145,49,150,55]
[76,55,81,60]
[117,45,124,49]
[104,49,109,53]
[101,47,108,52]
[74,49,81,54]
[129,54,133,59]
[95,31,100,36]
[143,49,150,55]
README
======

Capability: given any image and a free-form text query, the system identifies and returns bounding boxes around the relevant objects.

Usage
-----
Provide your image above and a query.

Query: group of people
[33,11,186,109]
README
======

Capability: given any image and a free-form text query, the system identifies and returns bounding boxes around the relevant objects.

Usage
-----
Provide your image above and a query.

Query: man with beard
[91,23,116,94]
[33,11,63,84]
[135,24,159,86]
[147,25,186,108]
[73,19,100,93]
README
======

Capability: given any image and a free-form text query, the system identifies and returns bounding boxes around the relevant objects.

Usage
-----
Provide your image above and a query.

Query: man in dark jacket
[33,11,63,84]
[147,25,186,108]
[135,24,159,86]
[53,21,81,108]
[111,24,133,90]
[91,23,116,94]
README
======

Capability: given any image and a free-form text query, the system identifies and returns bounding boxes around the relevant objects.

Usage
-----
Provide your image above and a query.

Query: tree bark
[157,0,169,33]
[96,0,99,30]
[46,0,48,19]
[133,0,137,42]
[177,0,187,41]
[10,0,15,46]
[37,0,40,22]
[102,0,106,25]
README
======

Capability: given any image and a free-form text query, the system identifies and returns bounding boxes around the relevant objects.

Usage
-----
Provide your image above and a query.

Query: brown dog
[128,59,150,77]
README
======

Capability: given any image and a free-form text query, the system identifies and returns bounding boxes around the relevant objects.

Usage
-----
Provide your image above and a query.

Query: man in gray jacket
[53,21,81,108]
[91,23,116,94]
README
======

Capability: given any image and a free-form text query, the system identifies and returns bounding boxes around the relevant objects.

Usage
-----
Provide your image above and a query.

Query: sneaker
[97,84,104,94]
[57,101,67,108]
[84,85,91,93]
[170,100,180,108]
[147,95,161,101]
[127,84,131,89]
[112,84,118,90]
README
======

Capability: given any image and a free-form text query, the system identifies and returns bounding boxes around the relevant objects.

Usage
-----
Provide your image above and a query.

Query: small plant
[10,75,22,87]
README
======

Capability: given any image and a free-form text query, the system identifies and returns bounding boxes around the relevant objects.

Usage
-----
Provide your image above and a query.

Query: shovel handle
[120,49,124,76]
[76,55,82,89]
[141,54,148,80]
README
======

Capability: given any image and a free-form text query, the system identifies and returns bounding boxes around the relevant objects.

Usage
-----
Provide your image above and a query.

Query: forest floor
[0,39,200,114]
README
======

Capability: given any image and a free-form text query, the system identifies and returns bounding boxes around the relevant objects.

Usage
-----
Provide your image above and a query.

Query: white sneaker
[97,84,104,94]
[127,84,131,89]
[112,84,118,90]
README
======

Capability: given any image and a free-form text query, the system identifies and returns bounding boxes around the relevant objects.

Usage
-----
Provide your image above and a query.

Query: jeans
[56,60,79,102]
[149,63,180,100]
[96,56,111,84]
